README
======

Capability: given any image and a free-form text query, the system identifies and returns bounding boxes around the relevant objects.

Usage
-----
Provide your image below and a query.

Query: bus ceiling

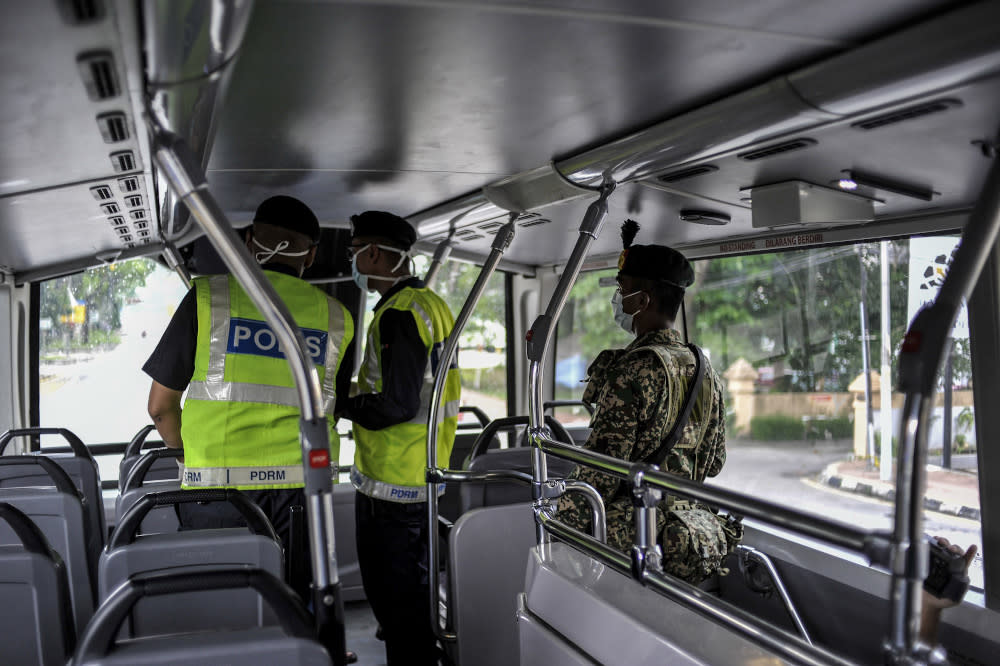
[1,1,999,282]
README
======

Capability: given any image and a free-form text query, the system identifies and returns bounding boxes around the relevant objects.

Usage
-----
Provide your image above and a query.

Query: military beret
[253,195,320,244]
[617,219,694,288]
[350,210,417,249]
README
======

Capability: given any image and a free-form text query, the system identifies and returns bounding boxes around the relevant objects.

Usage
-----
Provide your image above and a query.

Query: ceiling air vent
[657,164,718,184]
[133,220,149,231]
[851,99,962,131]
[124,195,142,208]
[77,52,119,100]
[59,0,104,23]
[478,221,504,232]
[118,176,139,192]
[97,112,129,143]
[89,185,113,201]
[516,212,551,227]
[110,151,135,173]
[738,138,817,162]
[108,216,126,228]
[130,209,147,221]
[100,203,119,215]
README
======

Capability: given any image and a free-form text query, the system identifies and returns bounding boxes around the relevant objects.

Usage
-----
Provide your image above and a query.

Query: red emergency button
[309,450,330,468]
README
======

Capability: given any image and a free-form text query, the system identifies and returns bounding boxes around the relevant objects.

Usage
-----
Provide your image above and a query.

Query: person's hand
[923,537,976,610]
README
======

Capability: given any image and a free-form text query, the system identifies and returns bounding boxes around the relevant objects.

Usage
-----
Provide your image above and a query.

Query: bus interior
[1,1,999,664]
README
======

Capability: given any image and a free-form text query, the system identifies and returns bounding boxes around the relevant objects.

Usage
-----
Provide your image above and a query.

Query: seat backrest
[73,569,330,666]
[99,490,283,638]
[332,482,364,601]
[0,503,76,666]
[449,502,536,666]
[460,448,576,514]
[115,449,184,535]
[118,425,176,492]
[0,483,96,633]
[0,429,104,547]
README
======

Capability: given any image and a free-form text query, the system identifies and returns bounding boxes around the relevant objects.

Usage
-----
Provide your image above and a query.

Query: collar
[626,327,682,351]
[373,276,424,311]
[261,263,300,278]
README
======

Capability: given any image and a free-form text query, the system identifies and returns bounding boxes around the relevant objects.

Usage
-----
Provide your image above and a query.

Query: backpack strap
[645,343,706,467]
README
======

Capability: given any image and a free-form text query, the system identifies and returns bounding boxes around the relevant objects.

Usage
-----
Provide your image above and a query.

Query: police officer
[143,195,354,605]
[342,210,461,665]
[556,219,737,584]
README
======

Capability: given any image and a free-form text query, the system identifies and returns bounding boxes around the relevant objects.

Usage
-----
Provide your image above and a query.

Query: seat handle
[123,424,158,459]
[0,502,53,556]
[107,488,279,549]
[0,427,94,462]
[72,568,316,664]
[121,448,183,491]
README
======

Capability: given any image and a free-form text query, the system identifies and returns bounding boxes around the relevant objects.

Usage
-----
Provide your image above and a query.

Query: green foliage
[40,259,157,351]
[825,416,853,439]
[750,414,803,441]
[415,256,506,349]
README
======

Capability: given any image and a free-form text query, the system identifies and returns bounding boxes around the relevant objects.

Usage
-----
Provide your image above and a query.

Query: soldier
[556,219,739,584]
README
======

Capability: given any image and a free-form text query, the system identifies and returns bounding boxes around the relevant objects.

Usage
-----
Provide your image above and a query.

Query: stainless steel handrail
[537,513,853,666]
[525,179,615,546]
[423,238,453,287]
[738,545,813,645]
[426,215,517,642]
[148,121,347,664]
[886,151,1000,663]
[536,434,888,559]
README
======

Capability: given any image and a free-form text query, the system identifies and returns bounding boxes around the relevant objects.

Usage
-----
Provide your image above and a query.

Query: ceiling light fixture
[842,170,934,201]
[679,209,731,225]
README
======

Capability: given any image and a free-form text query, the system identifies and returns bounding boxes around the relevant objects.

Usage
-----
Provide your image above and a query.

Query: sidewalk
[819,459,981,521]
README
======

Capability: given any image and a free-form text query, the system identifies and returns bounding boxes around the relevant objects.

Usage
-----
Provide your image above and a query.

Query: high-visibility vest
[180,272,353,490]
[351,285,461,502]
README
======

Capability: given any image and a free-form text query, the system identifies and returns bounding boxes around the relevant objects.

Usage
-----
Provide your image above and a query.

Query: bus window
[38,259,187,482]
[687,239,983,590]
[554,270,632,424]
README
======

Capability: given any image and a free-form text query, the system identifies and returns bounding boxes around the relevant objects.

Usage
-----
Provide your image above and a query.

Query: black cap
[617,219,693,288]
[350,210,417,249]
[252,195,321,244]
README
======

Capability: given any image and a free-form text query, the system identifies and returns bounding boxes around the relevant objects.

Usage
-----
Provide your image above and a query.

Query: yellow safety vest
[351,285,461,502]
[181,272,353,490]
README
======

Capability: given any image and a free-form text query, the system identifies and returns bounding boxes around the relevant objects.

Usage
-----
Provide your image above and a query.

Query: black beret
[618,244,694,289]
[253,195,320,244]
[350,210,417,249]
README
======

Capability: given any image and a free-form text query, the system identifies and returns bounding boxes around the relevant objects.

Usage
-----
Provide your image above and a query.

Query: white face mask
[350,243,413,292]
[611,289,645,334]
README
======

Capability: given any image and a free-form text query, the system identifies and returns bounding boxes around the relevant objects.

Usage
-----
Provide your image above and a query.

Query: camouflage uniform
[556,327,735,583]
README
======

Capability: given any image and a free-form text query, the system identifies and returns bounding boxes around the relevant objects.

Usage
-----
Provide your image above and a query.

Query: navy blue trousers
[355,492,439,665]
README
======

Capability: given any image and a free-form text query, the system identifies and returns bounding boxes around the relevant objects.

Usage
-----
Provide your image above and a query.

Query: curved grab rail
[108,489,278,550]
[464,415,573,466]
[886,152,1000,661]
[543,399,595,417]
[457,405,491,430]
[149,118,345,661]
[72,568,315,665]
[425,215,517,642]
[0,427,94,463]
[121,448,183,492]
[123,425,158,460]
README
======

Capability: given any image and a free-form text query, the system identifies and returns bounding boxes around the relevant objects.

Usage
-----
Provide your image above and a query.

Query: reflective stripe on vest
[182,465,307,487]
[187,274,346,414]
[350,466,445,503]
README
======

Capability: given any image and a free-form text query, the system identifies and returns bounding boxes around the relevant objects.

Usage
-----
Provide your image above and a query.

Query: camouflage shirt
[556,328,726,556]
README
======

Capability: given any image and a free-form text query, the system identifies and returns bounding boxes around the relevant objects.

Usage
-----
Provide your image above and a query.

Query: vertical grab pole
[148,122,348,665]
[426,215,517,642]
[525,179,615,545]
[423,239,453,287]
[886,155,1000,663]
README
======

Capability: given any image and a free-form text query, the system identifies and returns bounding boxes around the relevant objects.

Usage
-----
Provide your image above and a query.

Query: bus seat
[114,448,182,535]
[449,502,536,666]
[72,569,330,666]
[0,457,96,634]
[117,426,177,492]
[99,489,283,639]
[0,503,76,666]
[460,448,576,514]
[0,428,105,550]
[440,406,497,522]
[517,542,789,665]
